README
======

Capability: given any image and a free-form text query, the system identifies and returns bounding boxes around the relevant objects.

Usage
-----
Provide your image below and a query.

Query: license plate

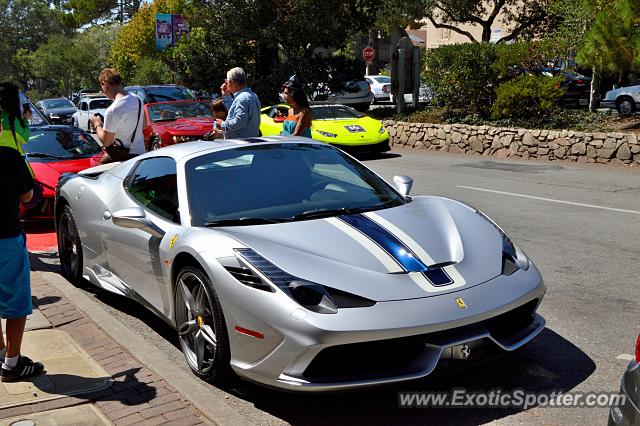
[579,99,589,106]
[441,340,485,360]
[344,125,365,133]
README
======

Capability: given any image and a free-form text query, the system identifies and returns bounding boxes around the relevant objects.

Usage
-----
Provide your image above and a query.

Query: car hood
[30,156,101,189]
[45,107,77,115]
[152,117,214,133]
[313,116,383,135]
[218,196,504,301]
[605,85,640,99]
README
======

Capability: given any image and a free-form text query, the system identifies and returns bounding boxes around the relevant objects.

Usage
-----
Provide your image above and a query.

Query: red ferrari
[21,125,102,220]
[143,100,214,151]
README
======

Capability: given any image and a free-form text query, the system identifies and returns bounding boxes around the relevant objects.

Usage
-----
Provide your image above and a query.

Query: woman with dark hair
[281,80,312,137]
[0,83,30,156]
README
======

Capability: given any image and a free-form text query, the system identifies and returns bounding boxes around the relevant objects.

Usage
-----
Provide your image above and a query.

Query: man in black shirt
[0,146,45,382]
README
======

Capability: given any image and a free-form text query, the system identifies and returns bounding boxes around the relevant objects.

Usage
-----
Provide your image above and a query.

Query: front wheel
[151,139,161,150]
[175,266,233,383]
[57,204,83,283]
[617,97,635,116]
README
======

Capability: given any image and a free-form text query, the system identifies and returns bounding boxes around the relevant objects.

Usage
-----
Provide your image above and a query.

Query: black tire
[151,138,161,150]
[617,97,635,116]
[57,204,83,283]
[174,266,233,383]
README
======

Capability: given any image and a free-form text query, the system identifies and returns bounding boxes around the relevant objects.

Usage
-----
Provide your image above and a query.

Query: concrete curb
[37,270,250,426]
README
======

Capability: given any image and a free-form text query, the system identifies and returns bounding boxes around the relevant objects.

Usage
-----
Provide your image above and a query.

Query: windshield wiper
[24,152,67,159]
[290,201,403,221]
[205,217,283,227]
[290,206,374,221]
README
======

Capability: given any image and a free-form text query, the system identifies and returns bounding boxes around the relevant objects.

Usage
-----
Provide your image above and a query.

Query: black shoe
[1,355,45,382]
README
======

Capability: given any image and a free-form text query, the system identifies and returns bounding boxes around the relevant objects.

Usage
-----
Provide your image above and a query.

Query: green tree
[58,0,143,27]
[25,25,118,97]
[424,43,499,115]
[0,0,66,84]
[109,0,186,82]
[376,0,549,43]
[577,0,640,110]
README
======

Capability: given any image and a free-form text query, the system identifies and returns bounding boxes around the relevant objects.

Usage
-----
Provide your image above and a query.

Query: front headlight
[379,125,386,134]
[475,210,530,275]
[49,114,59,120]
[315,129,337,138]
[233,248,375,313]
[172,135,194,143]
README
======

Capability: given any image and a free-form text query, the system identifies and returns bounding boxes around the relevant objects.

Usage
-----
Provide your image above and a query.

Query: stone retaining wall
[383,120,640,167]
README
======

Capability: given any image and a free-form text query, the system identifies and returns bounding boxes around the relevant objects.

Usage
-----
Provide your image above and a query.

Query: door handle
[103,210,112,220]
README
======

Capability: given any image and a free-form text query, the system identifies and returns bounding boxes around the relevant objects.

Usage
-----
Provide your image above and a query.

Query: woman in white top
[90,68,145,163]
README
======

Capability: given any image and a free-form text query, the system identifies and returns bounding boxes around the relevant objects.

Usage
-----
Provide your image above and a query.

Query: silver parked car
[55,137,546,391]
[608,335,640,425]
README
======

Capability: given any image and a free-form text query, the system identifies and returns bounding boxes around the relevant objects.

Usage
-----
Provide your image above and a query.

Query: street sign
[363,47,375,64]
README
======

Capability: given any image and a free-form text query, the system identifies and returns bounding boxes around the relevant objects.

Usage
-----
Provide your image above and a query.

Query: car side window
[82,102,88,111]
[126,157,180,224]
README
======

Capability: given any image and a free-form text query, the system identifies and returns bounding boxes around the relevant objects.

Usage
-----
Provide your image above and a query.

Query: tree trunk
[589,65,598,113]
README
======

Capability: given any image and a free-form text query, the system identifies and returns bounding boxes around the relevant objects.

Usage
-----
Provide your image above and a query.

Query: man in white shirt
[90,68,144,163]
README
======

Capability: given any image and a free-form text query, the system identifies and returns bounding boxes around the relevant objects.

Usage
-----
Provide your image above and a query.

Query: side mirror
[111,207,165,239]
[393,175,413,196]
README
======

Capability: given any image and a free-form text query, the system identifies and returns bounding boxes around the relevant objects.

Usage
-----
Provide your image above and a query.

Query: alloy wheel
[175,271,218,375]
[58,209,80,279]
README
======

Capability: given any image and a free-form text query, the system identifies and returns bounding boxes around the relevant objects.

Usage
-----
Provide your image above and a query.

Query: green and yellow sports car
[260,104,390,153]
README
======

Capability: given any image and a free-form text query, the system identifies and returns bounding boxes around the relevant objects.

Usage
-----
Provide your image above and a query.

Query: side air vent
[223,265,274,292]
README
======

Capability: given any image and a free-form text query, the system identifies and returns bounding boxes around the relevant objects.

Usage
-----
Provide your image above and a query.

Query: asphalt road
[32,149,640,425]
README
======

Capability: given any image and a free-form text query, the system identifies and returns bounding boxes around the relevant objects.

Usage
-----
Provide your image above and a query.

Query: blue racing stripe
[338,214,429,272]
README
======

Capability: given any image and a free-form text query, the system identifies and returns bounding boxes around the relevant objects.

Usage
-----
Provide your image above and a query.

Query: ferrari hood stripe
[324,217,403,273]
[338,214,429,273]
[364,212,435,265]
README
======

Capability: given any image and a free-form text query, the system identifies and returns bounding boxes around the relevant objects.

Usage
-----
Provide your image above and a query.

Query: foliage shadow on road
[224,327,595,426]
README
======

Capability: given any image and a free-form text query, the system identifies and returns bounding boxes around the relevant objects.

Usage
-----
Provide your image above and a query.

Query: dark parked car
[543,69,594,108]
[515,68,594,108]
[36,98,78,124]
[125,84,196,104]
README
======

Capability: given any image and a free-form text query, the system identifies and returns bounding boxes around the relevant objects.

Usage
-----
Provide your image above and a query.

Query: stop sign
[363,47,375,64]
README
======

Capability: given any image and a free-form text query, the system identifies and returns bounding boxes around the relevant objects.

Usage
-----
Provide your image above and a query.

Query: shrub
[491,74,565,119]
[423,43,498,116]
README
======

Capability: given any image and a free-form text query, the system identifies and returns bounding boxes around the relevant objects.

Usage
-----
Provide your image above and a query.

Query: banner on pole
[156,14,190,51]
[155,14,173,51]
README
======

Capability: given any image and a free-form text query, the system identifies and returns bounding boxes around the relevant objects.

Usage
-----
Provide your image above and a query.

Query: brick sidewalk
[0,272,211,426]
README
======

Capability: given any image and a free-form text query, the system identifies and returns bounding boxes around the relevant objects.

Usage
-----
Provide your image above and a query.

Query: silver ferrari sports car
[55,137,546,392]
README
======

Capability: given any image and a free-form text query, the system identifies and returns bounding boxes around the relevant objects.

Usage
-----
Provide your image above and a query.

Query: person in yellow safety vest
[0,83,33,177]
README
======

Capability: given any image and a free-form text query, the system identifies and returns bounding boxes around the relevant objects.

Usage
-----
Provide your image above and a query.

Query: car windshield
[89,99,112,109]
[148,101,212,122]
[24,128,102,159]
[373,76,391,84]
[186,143,405,227]
[42,99,75,109]
[310,105,365,120]
[144,86,195,103]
